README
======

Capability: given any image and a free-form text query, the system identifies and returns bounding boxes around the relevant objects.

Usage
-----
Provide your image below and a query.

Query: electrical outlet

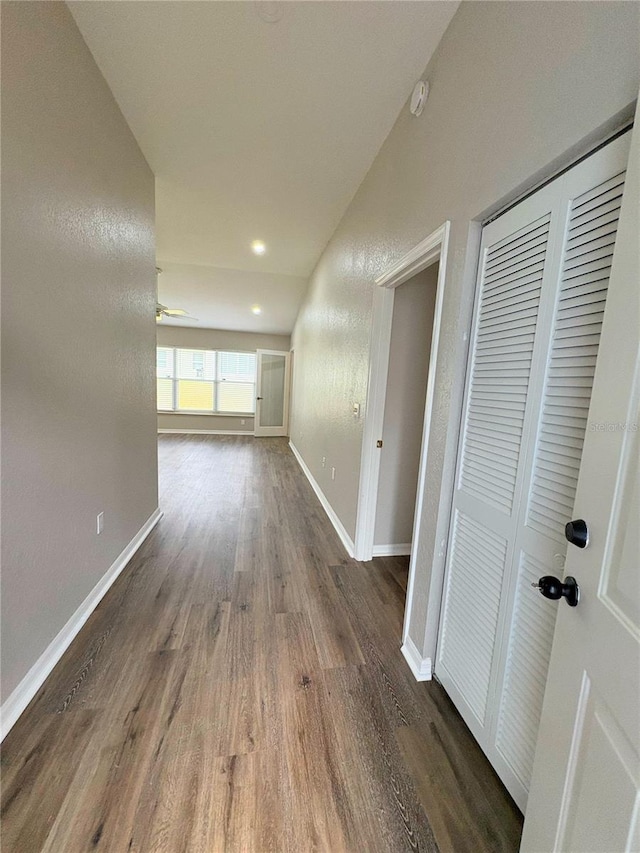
[240,419,245,425]
[331,467,336,481]
[321,456,326,467]
[96,512,104,535]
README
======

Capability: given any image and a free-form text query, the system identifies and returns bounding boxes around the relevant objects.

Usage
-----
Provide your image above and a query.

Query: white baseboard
[1,507,163,741]
[288,441,355,559]
[372,543,412,557]
[158,429,254,436]
[401,635,432,681]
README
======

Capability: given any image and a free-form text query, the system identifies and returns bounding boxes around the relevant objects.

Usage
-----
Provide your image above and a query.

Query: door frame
[287,347,295,439]
[254,349,291,437]
[354,222,451,566]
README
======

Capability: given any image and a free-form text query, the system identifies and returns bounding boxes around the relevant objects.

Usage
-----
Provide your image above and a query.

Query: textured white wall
[156,325,290,432]
[290,1,640,651]
[374,266,438,548]
[1,3,157,702]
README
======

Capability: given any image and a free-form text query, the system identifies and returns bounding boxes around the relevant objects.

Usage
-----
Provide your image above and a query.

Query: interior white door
[521,115,639,853]
[254,349,290,437]
[435,132,631,811]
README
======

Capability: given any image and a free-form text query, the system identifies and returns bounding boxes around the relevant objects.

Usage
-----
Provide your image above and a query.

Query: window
[157,347,257,414]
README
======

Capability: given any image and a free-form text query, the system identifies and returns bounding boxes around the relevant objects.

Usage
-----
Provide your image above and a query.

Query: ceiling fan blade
[168,313,199,322]
[155,303,198,322]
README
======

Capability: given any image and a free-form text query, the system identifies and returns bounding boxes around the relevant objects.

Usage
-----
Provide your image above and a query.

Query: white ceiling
[69,1,458,332]
[157,263,307,335]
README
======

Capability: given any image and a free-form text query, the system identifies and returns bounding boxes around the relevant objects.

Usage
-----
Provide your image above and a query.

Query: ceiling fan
[156,303,198,323]
[155,266,198,323]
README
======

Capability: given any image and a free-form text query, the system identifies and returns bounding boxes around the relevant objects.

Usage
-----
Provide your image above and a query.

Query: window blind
[156,347,257,415]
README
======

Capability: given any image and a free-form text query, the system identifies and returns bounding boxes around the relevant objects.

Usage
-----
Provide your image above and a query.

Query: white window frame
[157,347,257,416]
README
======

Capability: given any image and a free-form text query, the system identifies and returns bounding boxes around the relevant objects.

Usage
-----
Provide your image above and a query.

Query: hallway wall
[1,2,157,704]
[289,1,640,649]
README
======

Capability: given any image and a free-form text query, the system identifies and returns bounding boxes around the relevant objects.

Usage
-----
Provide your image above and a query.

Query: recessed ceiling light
[251,305,262,315]
[251,240,266,255]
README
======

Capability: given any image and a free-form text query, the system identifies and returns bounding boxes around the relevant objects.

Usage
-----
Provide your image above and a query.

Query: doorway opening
[373,263,439,557]
[354,222,450,588]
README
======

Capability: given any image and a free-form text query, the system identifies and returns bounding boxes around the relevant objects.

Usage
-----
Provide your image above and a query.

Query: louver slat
[439,512,508,723]
[484,246,548,279]
[486,244,546,269]
[496,555,558,787]
[526,172,624,546]
[570,172,624,208]
[459,215,549,513]
[484,222,549,264]
[563,236,616,264]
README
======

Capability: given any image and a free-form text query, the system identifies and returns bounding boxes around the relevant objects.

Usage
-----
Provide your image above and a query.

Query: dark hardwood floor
[1,435,522,852]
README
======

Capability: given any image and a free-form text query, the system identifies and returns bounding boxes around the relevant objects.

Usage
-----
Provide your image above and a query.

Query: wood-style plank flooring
[1,435,522,852]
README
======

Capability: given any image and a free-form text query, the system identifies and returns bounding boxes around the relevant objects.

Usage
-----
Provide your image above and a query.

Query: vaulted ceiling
[69,1,458,332]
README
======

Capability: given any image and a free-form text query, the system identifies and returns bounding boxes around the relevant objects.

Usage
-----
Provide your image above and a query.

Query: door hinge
[376,440,383,448]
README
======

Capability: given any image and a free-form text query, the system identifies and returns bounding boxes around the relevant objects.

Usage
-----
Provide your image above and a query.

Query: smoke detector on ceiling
[255,2,283,24]
[410,80,429,117]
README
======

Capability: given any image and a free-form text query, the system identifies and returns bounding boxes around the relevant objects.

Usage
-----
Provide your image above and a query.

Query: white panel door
[255,349,290,437]
[522,114,639,852]
[436,132,630,811]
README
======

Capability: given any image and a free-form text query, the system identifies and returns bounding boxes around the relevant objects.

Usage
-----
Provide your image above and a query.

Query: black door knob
[532,575,580,607]
[565,519,589,548]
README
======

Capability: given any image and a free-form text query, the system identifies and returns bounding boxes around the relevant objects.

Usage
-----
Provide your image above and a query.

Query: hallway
[1,436,522,852]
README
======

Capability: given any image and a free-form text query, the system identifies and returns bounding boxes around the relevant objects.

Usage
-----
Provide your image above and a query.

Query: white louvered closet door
[435,132,630,812]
